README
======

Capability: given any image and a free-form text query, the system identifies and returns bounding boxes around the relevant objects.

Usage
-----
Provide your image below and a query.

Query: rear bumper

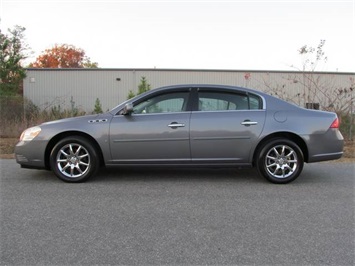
[306,129,344,163]
[309,151,343,162]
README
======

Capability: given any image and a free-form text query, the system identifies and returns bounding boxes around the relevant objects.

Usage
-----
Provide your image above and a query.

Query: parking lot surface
[0,159,354,265]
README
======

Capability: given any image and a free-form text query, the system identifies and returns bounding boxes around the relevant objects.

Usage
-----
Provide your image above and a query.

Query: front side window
[133,92,189,114]
[198,91,262,111]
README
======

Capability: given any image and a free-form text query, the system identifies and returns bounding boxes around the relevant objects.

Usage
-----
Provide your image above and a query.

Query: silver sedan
[15,84,344,184]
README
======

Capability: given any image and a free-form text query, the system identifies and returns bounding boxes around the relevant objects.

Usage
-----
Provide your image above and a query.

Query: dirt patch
[343,140,355,158]
[340,140,355,162]
[0,138,18,159]
[1,137,354,161]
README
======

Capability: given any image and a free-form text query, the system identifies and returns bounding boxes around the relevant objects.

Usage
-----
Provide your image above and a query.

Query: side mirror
[122,103,134,115]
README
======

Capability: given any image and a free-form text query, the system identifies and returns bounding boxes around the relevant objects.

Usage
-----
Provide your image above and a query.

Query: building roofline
[25,67,355,75]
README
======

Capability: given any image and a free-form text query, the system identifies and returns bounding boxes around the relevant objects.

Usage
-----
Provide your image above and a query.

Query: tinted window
[198,91,262,111]
[133,92,189,114]
[249,94,263,110]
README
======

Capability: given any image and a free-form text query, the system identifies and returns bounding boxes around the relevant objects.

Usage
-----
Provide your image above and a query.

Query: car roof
[156,84,259,91]
[109,84,297,114]
[150,84,269,97]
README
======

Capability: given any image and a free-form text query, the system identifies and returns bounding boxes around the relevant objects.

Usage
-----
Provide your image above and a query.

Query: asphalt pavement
[0,159,354,265]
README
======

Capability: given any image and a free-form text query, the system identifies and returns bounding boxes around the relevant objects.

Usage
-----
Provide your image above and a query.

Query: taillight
[330,118,340,128]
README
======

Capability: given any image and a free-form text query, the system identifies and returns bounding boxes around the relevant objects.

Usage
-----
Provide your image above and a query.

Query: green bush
[339,113,354,141]
[93,98,103,114]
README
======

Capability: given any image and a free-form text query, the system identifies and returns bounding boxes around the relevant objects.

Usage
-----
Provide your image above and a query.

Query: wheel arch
[44,131,105,170]
[253,132,309,165]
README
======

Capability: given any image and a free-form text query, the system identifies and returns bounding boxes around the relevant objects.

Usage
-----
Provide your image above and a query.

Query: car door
[190,88,266,164]
[109,90,192,164]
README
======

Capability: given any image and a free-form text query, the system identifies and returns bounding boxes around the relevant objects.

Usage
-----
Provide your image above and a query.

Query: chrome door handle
[241,121,258,126]
[168,122,185,128]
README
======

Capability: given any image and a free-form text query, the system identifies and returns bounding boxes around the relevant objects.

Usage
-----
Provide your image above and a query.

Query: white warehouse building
[24,68,354,113]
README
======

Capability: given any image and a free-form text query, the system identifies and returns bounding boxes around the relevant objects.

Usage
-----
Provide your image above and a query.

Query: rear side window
[249,94,263,110]
[198,91,262,111]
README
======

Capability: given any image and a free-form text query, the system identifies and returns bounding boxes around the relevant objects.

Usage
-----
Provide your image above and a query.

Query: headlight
[20,126,41,141]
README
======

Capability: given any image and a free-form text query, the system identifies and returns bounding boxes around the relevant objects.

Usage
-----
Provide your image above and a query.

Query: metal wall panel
[24,69,354,113]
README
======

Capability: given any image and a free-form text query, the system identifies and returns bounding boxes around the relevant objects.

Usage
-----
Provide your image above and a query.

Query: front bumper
[14,140,48,169]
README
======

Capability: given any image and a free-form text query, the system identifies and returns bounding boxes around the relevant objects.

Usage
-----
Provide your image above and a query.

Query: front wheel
[50,136,99,182]
[256,138,304,184]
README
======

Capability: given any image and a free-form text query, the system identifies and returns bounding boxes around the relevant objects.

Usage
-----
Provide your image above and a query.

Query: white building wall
[24,69,354,113]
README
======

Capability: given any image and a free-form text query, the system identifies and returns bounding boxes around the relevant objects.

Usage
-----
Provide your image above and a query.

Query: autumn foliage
[30,44,98,68]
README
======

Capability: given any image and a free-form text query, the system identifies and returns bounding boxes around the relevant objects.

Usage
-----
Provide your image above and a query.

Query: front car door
[108,89,192,164]
[190,88,266,164]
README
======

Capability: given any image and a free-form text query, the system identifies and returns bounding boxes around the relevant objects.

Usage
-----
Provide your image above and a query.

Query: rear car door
[190,88,266,164]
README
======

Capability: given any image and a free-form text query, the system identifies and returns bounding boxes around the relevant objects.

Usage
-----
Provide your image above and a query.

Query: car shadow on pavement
[19,163,347,185]
[92,166,263,184]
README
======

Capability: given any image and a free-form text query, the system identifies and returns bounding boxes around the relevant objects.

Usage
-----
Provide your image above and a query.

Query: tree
[295,40,329,109]
[0,25,30,95]
[127,90,136,100]
[298,39,327,72]
[30,44,98,68]
[93,98,103,114]
[262,40,332,109]
[259,39,353,139]
[126,76,151,99]
[138,76,151,94]
[294,40,353,112]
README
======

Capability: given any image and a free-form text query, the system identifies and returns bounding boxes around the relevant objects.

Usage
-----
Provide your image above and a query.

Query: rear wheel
[256,138,304,184]
[50,136,99,182]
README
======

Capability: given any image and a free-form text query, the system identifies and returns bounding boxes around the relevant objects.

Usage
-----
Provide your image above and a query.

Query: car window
[198,91,247,111]
[198,91,262,111]
[249,94,262,110]
[133,92,188,114]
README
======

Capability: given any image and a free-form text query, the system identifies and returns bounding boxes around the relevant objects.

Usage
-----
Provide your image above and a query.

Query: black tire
[50,136,99,182]
[256,138,304,184]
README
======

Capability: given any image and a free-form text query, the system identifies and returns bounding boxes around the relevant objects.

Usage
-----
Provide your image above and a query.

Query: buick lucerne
[15,85,344,184]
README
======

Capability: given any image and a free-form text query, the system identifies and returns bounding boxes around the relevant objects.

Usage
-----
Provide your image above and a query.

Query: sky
[1,0,354,72]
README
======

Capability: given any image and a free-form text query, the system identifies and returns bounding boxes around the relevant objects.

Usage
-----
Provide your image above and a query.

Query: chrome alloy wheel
[56,143,90,178]
[265,144,298,179]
